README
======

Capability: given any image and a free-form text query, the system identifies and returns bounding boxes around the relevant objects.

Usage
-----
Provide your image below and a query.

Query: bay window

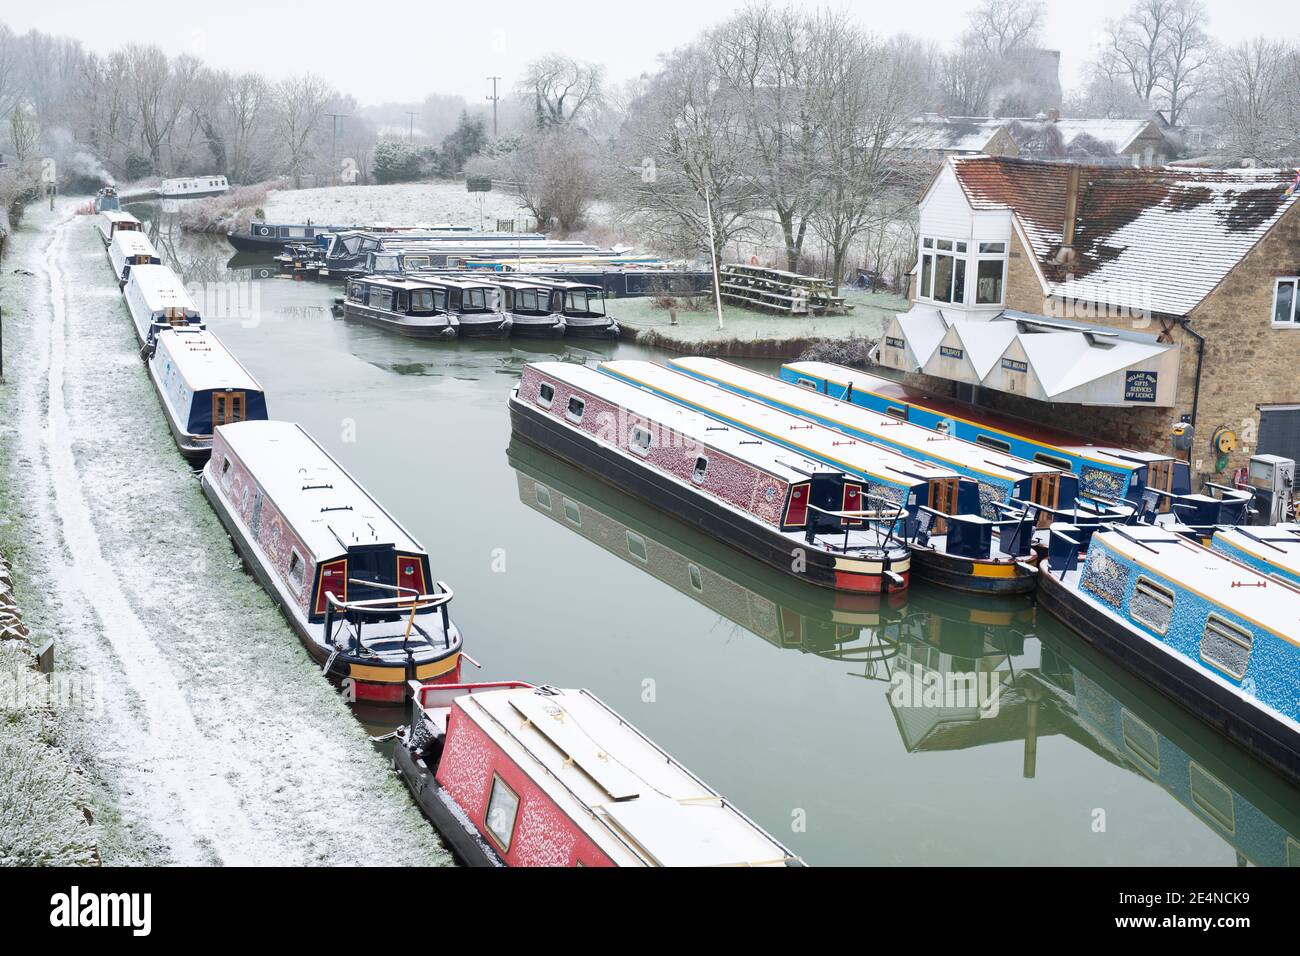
[917,237,1008,307]
[1273,278,1299,327]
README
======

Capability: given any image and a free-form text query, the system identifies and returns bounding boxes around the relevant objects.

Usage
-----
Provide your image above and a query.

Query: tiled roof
[905,116,1007,153]
[951,156,1300,316]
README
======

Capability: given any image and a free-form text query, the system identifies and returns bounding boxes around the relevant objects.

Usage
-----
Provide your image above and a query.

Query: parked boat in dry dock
[394,680,802,866]
[1038,522,1300,784]
[201,420,464,703]
[510,361,912,594]
[597,360,1040,594]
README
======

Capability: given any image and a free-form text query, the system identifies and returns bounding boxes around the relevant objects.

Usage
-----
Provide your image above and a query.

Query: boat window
[692,456,708,483]
[368,287,393,311]
[410,289,440,312]
[463,288,488,311]
[288,550,305,591]
[688,563,704,592]
[484,773,520,853]
[537,383,554,408]
[566,396,585,423]
[1199,614,1252,680]
[885,405,907,420]
[626,531,648,562]
[395,291,409,312]
[562,498,581,525]
[1131,577,1174,635]
[406,256,430,270]
[976,434,1012,453]
[630,426,653,457]
[533,483,552,509]
[220,457,233,489]
[795,378,818,391]
[1034,452,1073,472]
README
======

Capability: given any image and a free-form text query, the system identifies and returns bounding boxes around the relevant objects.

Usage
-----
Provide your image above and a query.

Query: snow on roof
[669,356,1057,481]
[215,420,422,561]
[154,327,264,395]
[458,686,798,866]
[109,231,158,257]
[1043,118,1151,153]
[597,360,960,488]
[127,264,199,314]
[1096,525,1300,645]
[950,320,1019,379]
[1212,525,1300,583]
[897,306,949,366]
[1018,330,1171,398]
[950,156,1300,316]
[905,116,1009,153]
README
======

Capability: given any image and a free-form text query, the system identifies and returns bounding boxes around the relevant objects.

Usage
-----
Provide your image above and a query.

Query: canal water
[134,207,1300,867]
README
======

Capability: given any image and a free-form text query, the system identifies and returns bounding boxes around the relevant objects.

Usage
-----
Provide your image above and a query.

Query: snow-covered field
[0,201,449,866]
[263,181,536,230]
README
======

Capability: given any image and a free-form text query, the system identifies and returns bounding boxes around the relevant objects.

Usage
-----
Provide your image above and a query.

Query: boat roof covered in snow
[670,357,1061,484]
[526,362,848,486]
[782,361,1173,470]
[491,276,600,293]
[1212,525,1300,584]
[126,264,200,315]
[216,420,423,561]
[450,685,800,866]
[154,327,263,394]
[109,230,159,258]
[596,361,961,489]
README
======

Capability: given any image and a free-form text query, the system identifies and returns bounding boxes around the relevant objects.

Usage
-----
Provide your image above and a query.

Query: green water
[137,208,1300,867]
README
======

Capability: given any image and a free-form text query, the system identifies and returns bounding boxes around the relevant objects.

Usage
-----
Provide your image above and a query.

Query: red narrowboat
[201,420,463,703]
[395,681,803,866]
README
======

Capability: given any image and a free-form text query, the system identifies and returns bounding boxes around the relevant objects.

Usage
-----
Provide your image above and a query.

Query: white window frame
[1271,278,1299,329]
[916,236,968,306]
[630,426,653,457]
[565,396,585,423]
[692,455,709,484]
[536,382,554,409]
[974,242,1008,306]
[484,773,520,853]
[288,549,306,591]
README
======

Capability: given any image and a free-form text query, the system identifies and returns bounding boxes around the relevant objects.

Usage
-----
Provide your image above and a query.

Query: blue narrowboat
[670,357,1078,522]
[123,264,203,347]
[781,361,1190,506]
[107,231,162,288]
[598,360,1041,594]
[1038,523,1300,785]
[148,327,269,460]
[1212,525,1300,586]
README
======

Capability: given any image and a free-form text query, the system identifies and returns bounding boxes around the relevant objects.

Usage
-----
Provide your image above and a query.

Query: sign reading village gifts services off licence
[1124,370,1158,403]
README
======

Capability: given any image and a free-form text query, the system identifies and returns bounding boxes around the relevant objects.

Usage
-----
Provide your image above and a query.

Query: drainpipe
[1180,318,1205,465]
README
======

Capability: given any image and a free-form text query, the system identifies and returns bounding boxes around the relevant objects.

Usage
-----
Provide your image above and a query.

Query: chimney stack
[1046,107,1061,123]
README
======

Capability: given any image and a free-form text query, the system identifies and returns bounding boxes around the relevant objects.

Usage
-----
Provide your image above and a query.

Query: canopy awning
[878,309,1180,407]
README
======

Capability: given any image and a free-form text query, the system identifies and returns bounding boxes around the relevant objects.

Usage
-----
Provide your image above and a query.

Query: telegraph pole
[405,111,418,143]
[325,112,347,184]
[486,76,501,138]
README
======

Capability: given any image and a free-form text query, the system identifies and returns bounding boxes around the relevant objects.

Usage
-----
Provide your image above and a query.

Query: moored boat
[782,361,1191,506]
[146,327,268,460]
[598,360,1040,594]
[394,680,803,866]
[1211,525,1300,586]
[93,186,121,213]
[159,175,229,199]
[341,275,511,338]
[493,277,565,338]
[1038,523,1300,785]
[97,208,142,246]
[201,420,464,703]
[123,264,203,347]
[107,231,161,288]
[510,361,912,594]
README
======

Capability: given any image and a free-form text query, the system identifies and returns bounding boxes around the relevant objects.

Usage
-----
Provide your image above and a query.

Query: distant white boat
[159,175,229,199]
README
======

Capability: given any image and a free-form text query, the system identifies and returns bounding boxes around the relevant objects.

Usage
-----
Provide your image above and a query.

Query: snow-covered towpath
[7,203,446,865]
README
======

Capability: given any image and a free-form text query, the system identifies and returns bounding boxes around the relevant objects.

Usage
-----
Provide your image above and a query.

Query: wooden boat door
[1148,459,1174,512]
[1030,473,1060,527]
[212,391,246,428]
[928,478,958,534]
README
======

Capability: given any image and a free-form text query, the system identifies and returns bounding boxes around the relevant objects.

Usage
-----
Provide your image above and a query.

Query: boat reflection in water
[511,438,1300,866]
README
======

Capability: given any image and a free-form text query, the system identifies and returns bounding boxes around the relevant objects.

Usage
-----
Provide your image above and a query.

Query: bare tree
[220,72,269,183]
[1101,0,1210,124]
[0,24,19,121]
[272,75,331,188]
[495,126,599,232]
[520,55,603,129]
[968,0,1045,58]
[1213,39,1295,162]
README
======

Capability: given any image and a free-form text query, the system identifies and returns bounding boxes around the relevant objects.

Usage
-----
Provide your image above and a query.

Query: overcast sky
[2,0,1284,105]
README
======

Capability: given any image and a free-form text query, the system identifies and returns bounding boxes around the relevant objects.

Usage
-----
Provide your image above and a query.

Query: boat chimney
[1055,165,1081,265]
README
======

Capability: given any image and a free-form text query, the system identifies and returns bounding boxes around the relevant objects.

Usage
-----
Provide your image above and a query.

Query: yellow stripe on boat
[971,562,1017,578]
[349,653,460,684]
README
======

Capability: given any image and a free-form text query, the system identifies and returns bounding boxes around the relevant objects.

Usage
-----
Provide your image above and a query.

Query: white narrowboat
[147,327,269,460]
[201,420,464,704]
[97,209,142,247]
[159,175,229,199]
[123,264,203,347]
[1039,523,1300,784]
[107,231,162,288]
[395,681,803,866]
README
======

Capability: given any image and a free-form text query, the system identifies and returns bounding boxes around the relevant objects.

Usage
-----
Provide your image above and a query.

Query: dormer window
[918,236,1006,307]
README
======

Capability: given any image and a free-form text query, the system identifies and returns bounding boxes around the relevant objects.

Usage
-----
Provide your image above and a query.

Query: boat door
[1029,473,1060,527]
[1147,459,1174,512]
[928,478,959,534]
[212,391,246,428]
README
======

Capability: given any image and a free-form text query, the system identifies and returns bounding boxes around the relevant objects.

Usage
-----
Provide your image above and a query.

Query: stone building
[885,155,1300,489]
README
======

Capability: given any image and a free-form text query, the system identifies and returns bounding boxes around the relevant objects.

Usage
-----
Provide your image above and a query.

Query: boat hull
[200,470,462,703]
[393,744,504,867]
[909,545,1037,595]
[510,396,908,594]
[564,318,620,338]
[508,314,566,338]
[1037,564,1300,786]
[342,303,457,339]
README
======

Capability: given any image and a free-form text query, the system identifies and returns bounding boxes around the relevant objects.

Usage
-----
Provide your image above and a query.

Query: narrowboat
[1211,525,1300,586]
[394,681,802,866]
[123,264,203,347]
[543,277,621,338]
[159,175,229,199]
[107,231,162,288]
[324,231,556,277]
[494,277,566,338]
[670,357,1076,522]
[597,361,1040,594]
[146,327,268,460]
[97,209,142,247]
[201,420,464,703]
[510,361,912,594]
[341,275,511,338]
[93,186,121,213]
[1038,523,1300,785]
[781,361,1191,505]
